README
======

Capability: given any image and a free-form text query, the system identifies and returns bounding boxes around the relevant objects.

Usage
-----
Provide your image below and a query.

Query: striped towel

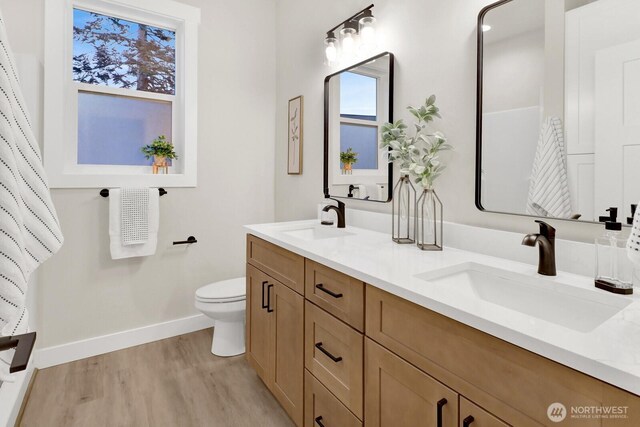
[526,117,572,219]
[0,11,63,378]
[628,201,640,266]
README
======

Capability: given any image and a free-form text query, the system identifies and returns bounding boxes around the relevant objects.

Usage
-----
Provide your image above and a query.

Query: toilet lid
[196,277,246,302]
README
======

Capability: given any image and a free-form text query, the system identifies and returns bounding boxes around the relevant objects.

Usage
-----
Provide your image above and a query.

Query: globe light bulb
[342,33,354,56]
[360,25,375,45]
[325,42,337,62]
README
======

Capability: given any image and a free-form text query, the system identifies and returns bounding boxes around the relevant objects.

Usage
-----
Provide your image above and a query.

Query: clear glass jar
[596,225,633,289]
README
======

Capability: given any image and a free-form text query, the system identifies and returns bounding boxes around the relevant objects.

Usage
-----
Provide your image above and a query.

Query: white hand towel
[121,188,150,245]
[109,188,159,259]
[627,201,640,266]
[0,8,63,380]
[526,117,572,219]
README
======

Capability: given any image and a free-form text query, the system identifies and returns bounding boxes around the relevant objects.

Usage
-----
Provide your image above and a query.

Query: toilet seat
[196,277,246,303]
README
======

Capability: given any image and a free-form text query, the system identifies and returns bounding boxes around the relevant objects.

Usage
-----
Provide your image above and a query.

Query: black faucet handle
[535,220,555,239]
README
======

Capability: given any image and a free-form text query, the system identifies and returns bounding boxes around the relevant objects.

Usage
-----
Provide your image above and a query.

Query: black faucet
[522,220,556,276]
[322,198,346,228]
[0,332,36,373]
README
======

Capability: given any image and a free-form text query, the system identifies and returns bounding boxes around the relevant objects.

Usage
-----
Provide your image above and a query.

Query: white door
[594,39,640,219]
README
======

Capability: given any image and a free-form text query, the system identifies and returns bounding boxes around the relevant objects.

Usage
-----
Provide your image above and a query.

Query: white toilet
[195,277,246,357]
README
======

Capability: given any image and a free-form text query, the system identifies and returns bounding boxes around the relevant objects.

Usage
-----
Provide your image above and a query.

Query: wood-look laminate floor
[20,329,294,427]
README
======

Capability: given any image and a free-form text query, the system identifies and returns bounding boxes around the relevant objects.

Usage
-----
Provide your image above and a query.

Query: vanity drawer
[247,234,304,294]
[304,370,362,427]
[459,397,510,427]
[304,259,364,332]
[305,301,363,419]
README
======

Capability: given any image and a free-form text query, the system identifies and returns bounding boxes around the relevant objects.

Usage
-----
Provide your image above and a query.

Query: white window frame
[44,0,200,188]
[329,66,390,186]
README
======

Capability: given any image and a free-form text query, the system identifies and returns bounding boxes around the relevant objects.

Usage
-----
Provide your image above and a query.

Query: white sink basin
[416,263,632,333]
[280,225,355,241]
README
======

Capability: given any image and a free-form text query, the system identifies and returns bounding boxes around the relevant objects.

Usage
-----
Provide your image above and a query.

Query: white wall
[483,29,544,113]
[0,0,276,348]
[274,0,606,243]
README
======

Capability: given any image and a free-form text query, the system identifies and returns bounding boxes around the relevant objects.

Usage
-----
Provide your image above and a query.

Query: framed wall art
[288,95,303,174]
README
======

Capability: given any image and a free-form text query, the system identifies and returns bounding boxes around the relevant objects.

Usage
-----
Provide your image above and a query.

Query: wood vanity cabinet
[365,338,458,427]
[246,235,640,427]
[246,237,304,426]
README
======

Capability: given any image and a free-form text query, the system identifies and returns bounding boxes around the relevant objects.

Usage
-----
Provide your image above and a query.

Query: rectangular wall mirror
[476,0,640,225]
[324,52,394,202]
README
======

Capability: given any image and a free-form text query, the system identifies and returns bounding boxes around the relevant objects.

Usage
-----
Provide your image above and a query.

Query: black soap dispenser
[628,204,637,226]
[599,207,619,223]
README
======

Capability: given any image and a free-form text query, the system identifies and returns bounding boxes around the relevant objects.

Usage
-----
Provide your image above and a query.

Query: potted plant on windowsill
[340,147,358,175]
[141,135,178,174]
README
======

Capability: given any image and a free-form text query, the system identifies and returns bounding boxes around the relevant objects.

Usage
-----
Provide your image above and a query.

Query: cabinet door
[459,397,510,427]
[246,264,273,385]
[272,281,305,426]
[365,338,458,427]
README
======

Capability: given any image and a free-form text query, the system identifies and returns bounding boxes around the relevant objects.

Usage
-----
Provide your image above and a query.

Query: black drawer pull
[315,284,343,298]
[436,398,447,427]
[261,281,269,309]
[315,342,342,362]
[463,415,475,427]
[267,284,274,313]
[314,416,325,427]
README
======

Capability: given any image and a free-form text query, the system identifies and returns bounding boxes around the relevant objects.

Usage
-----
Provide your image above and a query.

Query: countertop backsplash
[313,205,640,285]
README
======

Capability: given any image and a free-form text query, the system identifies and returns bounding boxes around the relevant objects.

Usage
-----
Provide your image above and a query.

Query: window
[334,66,388,181]
[339,72,379,171]
[44,0,200,188]
[340,124,378,169]
[340,72,377,121]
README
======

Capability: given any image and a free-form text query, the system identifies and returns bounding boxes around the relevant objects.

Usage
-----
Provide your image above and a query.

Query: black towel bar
[100,188,167,197]
[173,236,197,245]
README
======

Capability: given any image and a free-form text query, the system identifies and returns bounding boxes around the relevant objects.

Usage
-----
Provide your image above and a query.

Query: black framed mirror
[476,0,640,226]
[324,52,394,202]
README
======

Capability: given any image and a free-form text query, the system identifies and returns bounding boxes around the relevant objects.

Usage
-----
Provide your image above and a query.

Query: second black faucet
[322,198,346,228]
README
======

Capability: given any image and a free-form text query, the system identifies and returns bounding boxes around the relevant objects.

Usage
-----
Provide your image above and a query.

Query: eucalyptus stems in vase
[380,95,452,249]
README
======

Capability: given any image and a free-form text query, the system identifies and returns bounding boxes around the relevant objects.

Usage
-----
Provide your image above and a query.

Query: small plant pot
[342,163,353,175]
[152,155,168,174]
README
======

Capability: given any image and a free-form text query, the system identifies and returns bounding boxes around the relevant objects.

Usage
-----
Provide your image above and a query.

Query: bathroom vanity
[245,221,640,427]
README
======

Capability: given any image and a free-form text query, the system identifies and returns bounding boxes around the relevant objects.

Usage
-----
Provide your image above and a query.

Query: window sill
[48,172,196,189]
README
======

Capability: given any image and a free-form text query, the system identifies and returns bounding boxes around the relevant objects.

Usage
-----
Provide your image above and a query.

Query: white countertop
[245,220,640,396]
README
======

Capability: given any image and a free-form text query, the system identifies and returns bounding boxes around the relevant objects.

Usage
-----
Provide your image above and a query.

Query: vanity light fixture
[358,9,377,53]
[324,31,338,64]
[324,4,377,66]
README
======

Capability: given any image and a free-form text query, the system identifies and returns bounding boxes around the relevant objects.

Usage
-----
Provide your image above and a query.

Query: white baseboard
[0,366,35,427]
[34,314,214,369]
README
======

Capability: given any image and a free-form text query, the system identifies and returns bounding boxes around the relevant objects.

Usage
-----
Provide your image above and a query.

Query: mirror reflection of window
[339,72,379,170]
[325,53,393,203]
